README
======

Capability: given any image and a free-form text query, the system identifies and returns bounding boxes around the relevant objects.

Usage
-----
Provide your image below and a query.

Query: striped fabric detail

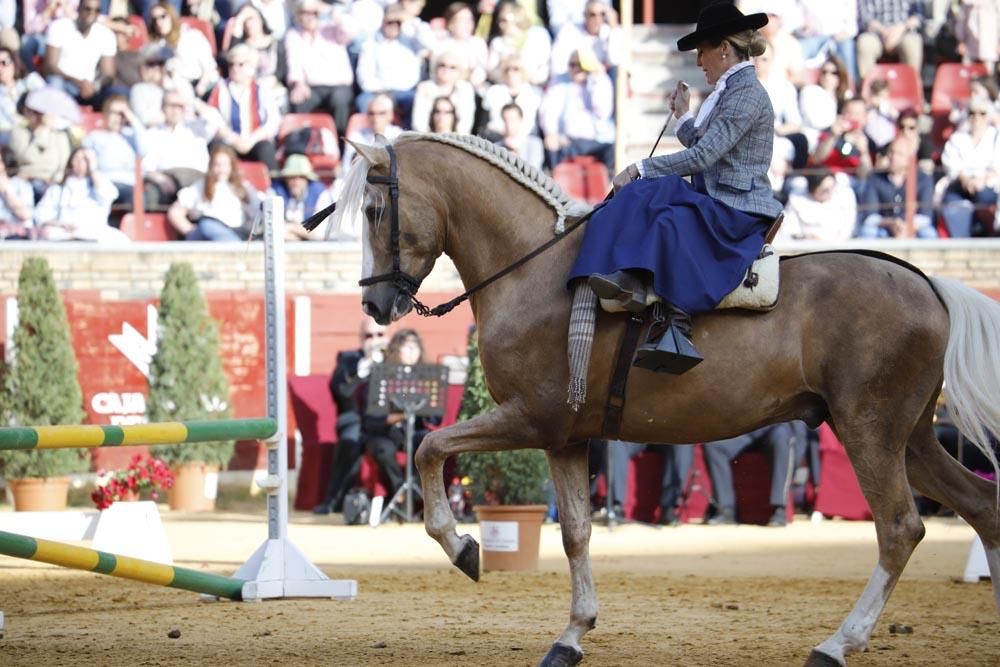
[567,282,597,411]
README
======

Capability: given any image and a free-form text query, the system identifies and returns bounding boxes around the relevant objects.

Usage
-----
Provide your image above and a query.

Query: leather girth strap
[602,313,647,439]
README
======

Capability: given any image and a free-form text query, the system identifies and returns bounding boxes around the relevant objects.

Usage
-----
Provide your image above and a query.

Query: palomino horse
[332,133,1000,667]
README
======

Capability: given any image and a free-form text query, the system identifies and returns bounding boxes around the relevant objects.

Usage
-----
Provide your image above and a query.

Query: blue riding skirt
[567,175,769,314]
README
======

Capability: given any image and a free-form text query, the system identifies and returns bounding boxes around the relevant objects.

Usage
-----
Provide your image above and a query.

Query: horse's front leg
[414,402,544,580]
[539,442,594,667]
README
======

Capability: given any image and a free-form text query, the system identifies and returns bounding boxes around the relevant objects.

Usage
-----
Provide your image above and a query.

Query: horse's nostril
[362,301,379,319]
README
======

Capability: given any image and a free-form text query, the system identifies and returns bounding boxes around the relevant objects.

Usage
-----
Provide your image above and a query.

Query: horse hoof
[538,642,584,667]
[453,535,480,582]
[804,649,844,667]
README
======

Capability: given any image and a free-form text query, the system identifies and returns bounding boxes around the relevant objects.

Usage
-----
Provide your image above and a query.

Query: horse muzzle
[362,284,413,325]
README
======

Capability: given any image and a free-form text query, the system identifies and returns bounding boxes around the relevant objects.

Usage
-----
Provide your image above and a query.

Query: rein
[348,143,596,318]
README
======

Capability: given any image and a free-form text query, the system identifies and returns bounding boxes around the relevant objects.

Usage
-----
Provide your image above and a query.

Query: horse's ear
[346,139,389,167]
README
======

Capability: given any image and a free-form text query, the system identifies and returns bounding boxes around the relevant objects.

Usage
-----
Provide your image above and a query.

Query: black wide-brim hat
[676,3,768,52]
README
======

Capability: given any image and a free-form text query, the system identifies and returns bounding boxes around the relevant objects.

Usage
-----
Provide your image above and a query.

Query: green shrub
[148,263,235,467]
[0,258,88,479]
[457,331,548,505]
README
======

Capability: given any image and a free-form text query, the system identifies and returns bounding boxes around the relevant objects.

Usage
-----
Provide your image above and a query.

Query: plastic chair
[127,15,148,51]
[180,16,218,56]
[552,159,588,203]
[929,62,989,154]
[583,160,611,204]
[344,112,369,139]
[118,212,179,241]
[277,112,340,173]
[860,63,924,112]
[238,160,272,191]
[78,110,106,133]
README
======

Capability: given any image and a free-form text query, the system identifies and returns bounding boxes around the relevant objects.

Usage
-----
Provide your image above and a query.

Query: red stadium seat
[238,160,272,191]
[552,157,609,206]
[861,63,923,113]
[78,109,106,133]
[277,112,341,174]
[180,16,218,56]
[289,374,338,511]
[127,15,148,50]
[344,112,369,139]
[118,212,179,241]
[929,62,989,154]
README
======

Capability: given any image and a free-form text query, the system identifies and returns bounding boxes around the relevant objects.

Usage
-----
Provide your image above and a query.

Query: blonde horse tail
[930,276,1000,494]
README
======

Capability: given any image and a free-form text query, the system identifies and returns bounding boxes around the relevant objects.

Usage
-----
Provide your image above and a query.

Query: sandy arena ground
[0,512,997,666]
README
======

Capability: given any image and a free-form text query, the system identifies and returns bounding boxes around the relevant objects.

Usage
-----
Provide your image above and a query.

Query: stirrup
[633,304,703,374]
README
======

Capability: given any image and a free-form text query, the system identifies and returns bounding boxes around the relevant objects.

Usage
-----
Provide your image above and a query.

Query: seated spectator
[109,16,143,90]
[434,2,489,90]
[129,44,181,128]
[42,0,116,107]
[940,96,1000,237]
[794,0,858,86]
[141,90,213,208]
[858,138,936,238]
[546,0,588,38]
[341,92,403,168]
[486,1,551,86]
[954,0,999,76]
[167,143,261,241]
[398,0,436,55]
[147,1,218,99]
[756,45,807,168]
[249,0,290,41]
[271,153,325,240]
[539,48,614,169]
[229,3,287,104]
[313,317,389,515]
[208,44,280,171]
[703,423,798,527]
[855,0,923,81]
[411,50,476,133]
[895,107,933,174]
[362,328,434,506]
[798,54,852,151]
[34,146,127,242]
[20,0,80,75]
[81,94,146,209]
[863,79,899,153]
[0,145,36,239]
[743,1,805,87]
[809,97,874,198]
[550,1,621,79]
[284,0,357,137]
[480,53,542,140]
[10,94,73,200]
[777,169,857,242]
[495,102,543,169]
[0,48,44,144]
[355,4,422,122]
[427,95,459,133]
[950,75,1000,130]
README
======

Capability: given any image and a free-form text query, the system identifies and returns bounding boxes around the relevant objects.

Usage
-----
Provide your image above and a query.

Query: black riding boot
[633,304,704,374]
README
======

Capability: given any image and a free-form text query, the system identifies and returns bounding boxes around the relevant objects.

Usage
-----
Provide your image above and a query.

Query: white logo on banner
[108,305,158,377]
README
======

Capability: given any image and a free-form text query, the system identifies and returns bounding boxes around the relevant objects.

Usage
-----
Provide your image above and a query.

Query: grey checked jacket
[638,66,783,221]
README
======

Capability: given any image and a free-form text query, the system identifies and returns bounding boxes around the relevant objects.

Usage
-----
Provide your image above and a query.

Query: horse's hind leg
[906,418,1000,610]
[539,443,596,667]
[810,421,926,667]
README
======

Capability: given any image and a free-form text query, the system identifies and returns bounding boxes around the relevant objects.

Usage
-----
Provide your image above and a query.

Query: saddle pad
[598,245,780,314]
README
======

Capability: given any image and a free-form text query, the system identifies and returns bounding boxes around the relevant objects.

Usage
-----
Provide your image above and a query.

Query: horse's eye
[364,206,379,221]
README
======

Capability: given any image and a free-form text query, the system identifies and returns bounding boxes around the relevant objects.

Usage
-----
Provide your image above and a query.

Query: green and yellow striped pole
[0,418,277,450]
[0,530,245,600]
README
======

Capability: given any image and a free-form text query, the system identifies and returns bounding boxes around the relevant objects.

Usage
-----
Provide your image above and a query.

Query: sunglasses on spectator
[900,122,918,130]
[821,68,838,75]
[80,4,101,13]
[433,108,455,115]
[151,12,169,20]
[503,66,521,73]
[367,109,392,116]
[586,11,604,18]
[568,61,582,69]
[298,9,318,16]
[969,110,988,116]
[437,63,459,70]
[384,18,403,26]
[364,331,386,339]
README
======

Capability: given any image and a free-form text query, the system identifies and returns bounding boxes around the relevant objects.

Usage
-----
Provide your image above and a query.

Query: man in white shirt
[43,0,115,106]
[141,90,212,208]
[354,4,423,121]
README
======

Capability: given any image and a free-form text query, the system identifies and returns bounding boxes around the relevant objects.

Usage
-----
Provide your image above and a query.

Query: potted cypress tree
[457,330,549,572]
[0,258,89,511]
[147,263,234,512]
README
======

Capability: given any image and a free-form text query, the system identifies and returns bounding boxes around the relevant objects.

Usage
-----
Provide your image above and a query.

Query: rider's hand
[671,81,690,118]
[612,164,639,192]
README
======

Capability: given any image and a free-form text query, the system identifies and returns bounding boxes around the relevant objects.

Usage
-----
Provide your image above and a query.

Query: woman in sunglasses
[940,95,1000,237]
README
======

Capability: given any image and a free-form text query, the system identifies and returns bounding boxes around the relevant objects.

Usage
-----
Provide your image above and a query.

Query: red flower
[91,456,175,510]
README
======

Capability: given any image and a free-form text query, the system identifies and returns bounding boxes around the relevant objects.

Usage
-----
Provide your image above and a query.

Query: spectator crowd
[0,0,996,242]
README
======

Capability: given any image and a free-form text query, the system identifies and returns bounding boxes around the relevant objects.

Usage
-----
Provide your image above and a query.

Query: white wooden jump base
[0,198,356,607]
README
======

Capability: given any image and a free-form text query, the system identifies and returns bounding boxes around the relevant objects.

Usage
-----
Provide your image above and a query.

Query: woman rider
[567,4,783,373]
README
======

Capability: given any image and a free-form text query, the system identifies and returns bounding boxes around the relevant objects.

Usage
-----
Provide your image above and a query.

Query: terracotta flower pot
[473,504,548,572]
[167,463,219,512]
[7,477,71,512]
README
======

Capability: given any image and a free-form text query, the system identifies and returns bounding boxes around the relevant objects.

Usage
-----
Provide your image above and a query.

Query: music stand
[366,363,449,523]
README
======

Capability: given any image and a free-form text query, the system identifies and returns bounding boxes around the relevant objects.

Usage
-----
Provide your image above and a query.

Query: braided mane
[395,132,583,233]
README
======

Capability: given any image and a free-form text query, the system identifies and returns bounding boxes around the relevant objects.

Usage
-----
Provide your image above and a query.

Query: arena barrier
[0,198,358,604]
